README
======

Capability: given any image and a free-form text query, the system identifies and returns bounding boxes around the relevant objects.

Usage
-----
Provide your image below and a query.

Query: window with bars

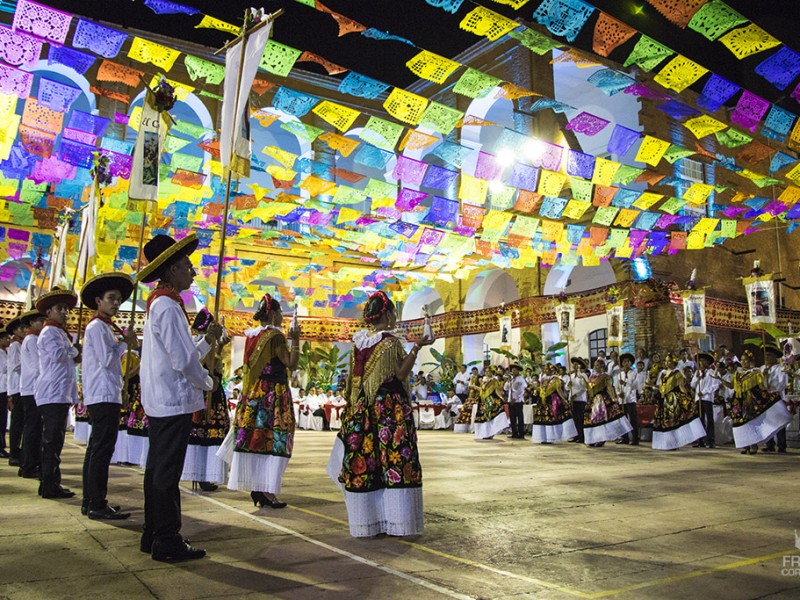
[588,328,607,362]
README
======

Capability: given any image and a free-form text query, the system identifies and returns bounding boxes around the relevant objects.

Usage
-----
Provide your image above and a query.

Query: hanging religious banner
[555,302,575,341]
[743,261,776,327]
[129,88,170,201]
[606,301,624,346]
[499,314,512,347]
[682,290,706,339]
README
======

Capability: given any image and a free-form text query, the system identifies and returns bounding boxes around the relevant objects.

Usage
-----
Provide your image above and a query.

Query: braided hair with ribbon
[254,293,281,323]
[364,291,394,326]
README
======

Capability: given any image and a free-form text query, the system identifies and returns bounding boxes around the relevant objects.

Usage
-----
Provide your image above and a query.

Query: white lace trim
[244,324,281,338]
[353,328,393,350]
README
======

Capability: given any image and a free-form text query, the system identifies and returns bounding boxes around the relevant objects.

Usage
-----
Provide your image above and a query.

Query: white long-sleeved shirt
[140,295,213,418]
[82,318,128,405]
[505,374,527,403]
[691,369,720,403]
[764,364,788,399]
[453,371,470,395]
[615,369,638,404]
[0,347,6,394]
[35,324,79,406]
[569,372,588,403]
[20,333,40,396]
[6,339,20,395]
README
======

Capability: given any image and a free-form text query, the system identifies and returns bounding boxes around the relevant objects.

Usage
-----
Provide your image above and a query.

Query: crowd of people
[0,231,796,564]
[429,345,796,454]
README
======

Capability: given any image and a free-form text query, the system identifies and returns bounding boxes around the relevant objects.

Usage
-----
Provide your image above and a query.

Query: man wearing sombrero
[691,352,719,449]
[19,308,46,480]
[80,273,138,519]
[137,233,221,562]
[5,312,27,467]
[35,288,81,499]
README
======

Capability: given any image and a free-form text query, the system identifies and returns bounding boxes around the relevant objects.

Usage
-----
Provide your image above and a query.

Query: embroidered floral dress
[532,376,577,443]
[583,372,632,445]
[453,375,480,433]
[730,368,792,448]
[326,329,423,538]
[474,377,510,440]
[651,369,704,450]
[182,364,231,484]
[220,325,296,493]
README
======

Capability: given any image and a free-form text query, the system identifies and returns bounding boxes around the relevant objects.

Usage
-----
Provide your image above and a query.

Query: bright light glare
[495,149,517,167]
[524,139,545,161]
[489,179,505,193]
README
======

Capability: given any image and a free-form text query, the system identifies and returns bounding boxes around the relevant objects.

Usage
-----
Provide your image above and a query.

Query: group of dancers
[446,345,795,454]
[0,233,432,562]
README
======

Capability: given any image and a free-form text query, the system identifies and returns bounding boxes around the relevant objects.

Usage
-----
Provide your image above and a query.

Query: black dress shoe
[198,481,218,492]
[89,506,131,520]
[0,450,9,458]
[151,539,206,562]
[42,487,76,499]
[140,534,153,554]
[81,499,89,515]
[8,457,20,466]
[21,469,41,479]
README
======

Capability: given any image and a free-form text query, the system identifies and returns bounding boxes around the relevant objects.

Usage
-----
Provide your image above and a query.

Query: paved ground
[2,430,800,600]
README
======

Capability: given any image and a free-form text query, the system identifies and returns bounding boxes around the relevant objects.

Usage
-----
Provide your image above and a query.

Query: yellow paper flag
[684,115,727,139]
[383,88,428,125]
[538,170,567,196]
[128,37,181,72]
[653,55,708,92]
[562,199,591,220]
[635,136,671,166]
[592,157,621,186]
[633,192,663,210]
[406,50,460,84]
[683,182,714,205]
[459,173,489,205]
[195,15,240,35]
[719,24,780,59]
[312,101,360,132]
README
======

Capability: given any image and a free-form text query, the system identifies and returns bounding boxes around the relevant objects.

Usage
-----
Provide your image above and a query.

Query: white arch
[542,261,617,295]
[30,60,96,112]
[464,269,519,311]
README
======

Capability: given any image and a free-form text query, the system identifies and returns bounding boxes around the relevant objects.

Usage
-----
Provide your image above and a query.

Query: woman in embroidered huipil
[453,372,481,433]
[532,363,576,444]
[652,353,704,450]
[327,291,432,538]
[221,294,299,508]
[584,357,632,447]
[473,367,510,440]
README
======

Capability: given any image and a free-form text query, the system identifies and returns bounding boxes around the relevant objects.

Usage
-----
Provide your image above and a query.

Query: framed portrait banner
[744,274,776,326]
[681,290,706,339]
[499,315,512,347]
[606,302,624,347]
[555,302,575,341]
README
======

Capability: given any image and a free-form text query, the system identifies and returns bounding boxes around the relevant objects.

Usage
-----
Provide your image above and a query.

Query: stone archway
[463,269,519,366]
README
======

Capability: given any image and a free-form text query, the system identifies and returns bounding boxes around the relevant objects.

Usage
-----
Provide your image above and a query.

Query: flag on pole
[129,88,170,201]
[220,18,273,178]
[48,216,69,290]
[76,183,98,282]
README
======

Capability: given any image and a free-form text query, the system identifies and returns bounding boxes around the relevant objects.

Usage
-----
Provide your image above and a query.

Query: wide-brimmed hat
[764,344,782,358]
[571,357,588,369]
[0,320,9,336]
[191,307,214,332]
[5,312,26,335]
[35,288,77,314]
[80,272,135,310]
[20,308,46,326]
[619,353,635,364]
[696,352,714,364]
[136,233,199,283]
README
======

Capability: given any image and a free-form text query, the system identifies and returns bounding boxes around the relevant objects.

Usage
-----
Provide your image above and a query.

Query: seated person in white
[413,376,429,403]
[305,387,329,430]
[442,389,462,418]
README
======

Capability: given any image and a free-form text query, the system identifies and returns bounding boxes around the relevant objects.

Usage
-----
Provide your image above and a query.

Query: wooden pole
[121,208,148,406]
[34,233,57,299]
[205,9,284,414]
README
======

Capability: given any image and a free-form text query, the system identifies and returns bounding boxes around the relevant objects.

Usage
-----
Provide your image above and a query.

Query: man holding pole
[80,273,137,519]
[6,313,26,467]
[137,233,221,562]
[19,309,46,480]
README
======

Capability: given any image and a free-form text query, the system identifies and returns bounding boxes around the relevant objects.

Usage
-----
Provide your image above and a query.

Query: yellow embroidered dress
[652,369,705,450]
[326,329,423,538]
[584,372,632,444]
[532,376,577,443]
[453,375,480,433]
[219,325,295,493]
[731,368,792,448]
[474,377,510,440]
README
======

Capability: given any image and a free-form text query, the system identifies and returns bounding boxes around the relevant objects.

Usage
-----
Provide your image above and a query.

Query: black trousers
[621,403,639,443]
[765,427,787,451]
[572,401,586,442]
[509,402,525,438]
[312,407,330,430]
[82,403,121,510]
[20,395,41,476]
[0,392,7,452]
[8,393,22,459]
[39,403,69,495]
[699,401,715,447]
[143,413,192,543]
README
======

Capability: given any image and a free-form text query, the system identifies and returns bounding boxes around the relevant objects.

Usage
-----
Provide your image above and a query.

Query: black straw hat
[35,288,77,314]
[136,233,199,283]
[80,272,135,310]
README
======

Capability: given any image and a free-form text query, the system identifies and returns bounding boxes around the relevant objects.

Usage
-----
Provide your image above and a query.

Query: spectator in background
[453,364,470,402]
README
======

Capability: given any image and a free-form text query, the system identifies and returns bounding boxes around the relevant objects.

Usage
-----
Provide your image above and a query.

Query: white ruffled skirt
[733,401,792,448]
[474,411,510,440]
[652,417,705,450]
[181,444,229,484]
[216,427,289,493]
